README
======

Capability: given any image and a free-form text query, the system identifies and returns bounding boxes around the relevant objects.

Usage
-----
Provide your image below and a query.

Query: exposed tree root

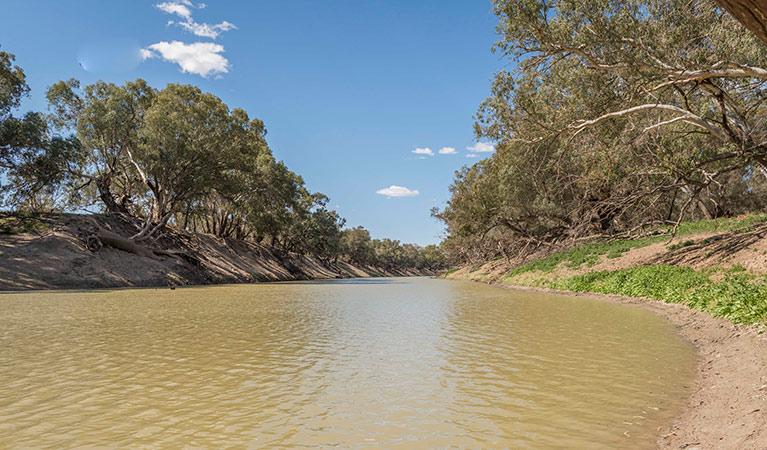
[85,218,198,263]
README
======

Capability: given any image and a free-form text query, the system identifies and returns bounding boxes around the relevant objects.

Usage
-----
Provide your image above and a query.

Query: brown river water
[0,277,697,448]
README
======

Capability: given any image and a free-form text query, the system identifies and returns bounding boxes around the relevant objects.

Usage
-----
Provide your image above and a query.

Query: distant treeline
[434,0,767,264]
[0,51,445,271]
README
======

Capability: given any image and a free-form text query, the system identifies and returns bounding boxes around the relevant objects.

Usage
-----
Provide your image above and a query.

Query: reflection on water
[0,278,696,448]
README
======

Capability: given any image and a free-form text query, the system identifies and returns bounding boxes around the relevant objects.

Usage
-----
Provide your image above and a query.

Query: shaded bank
[0,214,432,291]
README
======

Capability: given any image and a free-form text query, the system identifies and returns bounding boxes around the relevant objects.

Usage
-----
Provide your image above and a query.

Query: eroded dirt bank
[453,280,767,449]
[0,213,429,291]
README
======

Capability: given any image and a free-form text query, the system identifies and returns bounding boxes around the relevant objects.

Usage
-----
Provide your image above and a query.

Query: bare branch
[570,104,729,141]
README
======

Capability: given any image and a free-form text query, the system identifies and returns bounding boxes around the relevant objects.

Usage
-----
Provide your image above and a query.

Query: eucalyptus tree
[238,156,306,243]
[123,83,278,241]
[45,79,267,242]
[0,51,80,210]
[182,140,303,242]
[278,191,345,259]
[477,0,767,228]
[0,51,26,116]
[340,226,374,265]
[434,0,767,263]
[46,78,154,214]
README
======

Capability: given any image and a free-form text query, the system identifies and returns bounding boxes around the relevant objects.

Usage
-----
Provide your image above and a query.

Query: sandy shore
[476,282,767,449]
[0,214,430,291]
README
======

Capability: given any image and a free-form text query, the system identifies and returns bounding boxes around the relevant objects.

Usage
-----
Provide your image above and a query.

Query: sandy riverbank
[469,281,767,449]
[0,213,430,291]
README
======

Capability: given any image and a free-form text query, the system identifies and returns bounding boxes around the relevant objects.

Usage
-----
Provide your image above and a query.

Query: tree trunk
[715,0,767,43]
[96,175,130,214]
[697,199,714,220]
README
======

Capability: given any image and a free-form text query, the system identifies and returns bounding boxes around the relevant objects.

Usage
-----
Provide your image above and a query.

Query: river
[0,277,696,448]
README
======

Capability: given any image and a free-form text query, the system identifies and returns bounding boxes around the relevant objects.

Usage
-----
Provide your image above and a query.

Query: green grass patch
[668,240,695,251]
[666,213,767,236]
[543,265,767,325]
[507,236,662,276]
[507,214,767,276]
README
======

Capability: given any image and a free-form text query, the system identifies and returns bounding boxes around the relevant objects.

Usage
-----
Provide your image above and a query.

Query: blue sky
[1,0,502,245]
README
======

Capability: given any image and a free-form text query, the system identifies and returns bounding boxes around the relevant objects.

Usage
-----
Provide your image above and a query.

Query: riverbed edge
[452,278,767,449]
[0,213,436,291]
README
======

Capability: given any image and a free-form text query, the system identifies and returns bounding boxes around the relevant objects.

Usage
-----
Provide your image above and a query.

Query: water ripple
[0,278,696,448]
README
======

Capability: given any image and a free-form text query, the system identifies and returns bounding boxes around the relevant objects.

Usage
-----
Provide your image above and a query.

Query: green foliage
[508,237,661,275]
[0,51,28,117]
[545,266,767,325]
[1,51,80,210]
[337,226,447,271]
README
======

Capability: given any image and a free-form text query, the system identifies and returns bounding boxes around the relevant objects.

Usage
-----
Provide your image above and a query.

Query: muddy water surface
[0,278,696,448]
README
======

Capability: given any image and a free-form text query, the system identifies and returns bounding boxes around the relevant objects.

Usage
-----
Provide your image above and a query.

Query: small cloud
[467,142,495,153]
[466,153,478,158]
[154,1,236,39]
[438,146,457,155]
[412,147,434,156]
[376,185,420,198]
[155,1,193,19]
[141,41,229,77]
[178,20,237,38]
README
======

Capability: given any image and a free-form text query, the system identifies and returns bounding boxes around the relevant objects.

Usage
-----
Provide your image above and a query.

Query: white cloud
[376,185,420,198]
[155,1,193,19]
[177,20,237,38]
[467,142,495,153]
[155,1,236,39]
[466,153,478,158]
[412,147,434,156]
[141,41,229,77]
[438,146,457,155]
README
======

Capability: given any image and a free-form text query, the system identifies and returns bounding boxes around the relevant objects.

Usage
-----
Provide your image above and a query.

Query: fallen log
[95,227,160,259]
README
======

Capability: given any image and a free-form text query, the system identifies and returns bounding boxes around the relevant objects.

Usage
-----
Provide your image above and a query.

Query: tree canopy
[437,0,767,264]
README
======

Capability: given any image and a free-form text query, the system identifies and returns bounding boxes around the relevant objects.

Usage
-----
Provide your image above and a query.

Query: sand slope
[0,214,428,291]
